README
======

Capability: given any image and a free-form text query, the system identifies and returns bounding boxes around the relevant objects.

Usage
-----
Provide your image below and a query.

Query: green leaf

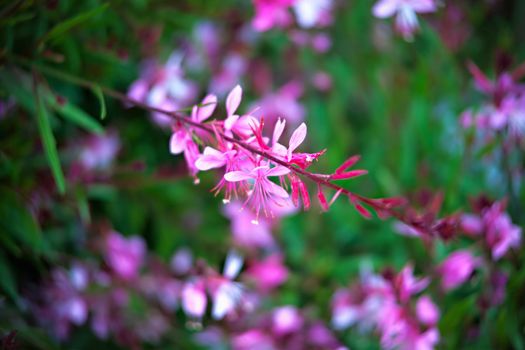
[34,86,66,194]
[92,85,106,120]
[38,3,109,49]
[47,95,104,134]
[0,254,18,302]
[0,188,44,253]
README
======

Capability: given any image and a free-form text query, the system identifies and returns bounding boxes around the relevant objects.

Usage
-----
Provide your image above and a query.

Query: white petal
[288,123,307,155]
[272,118,286,145]
[224,171,253,182]
[372,0,399,18]
[194,94,218,122]
[223,250,244,279]
[212,282,243,320]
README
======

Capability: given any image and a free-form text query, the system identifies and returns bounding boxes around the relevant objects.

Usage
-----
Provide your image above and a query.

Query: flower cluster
[166,84,393,223]
[332,265,439,350]
[196,306,347,350]
[251,0,334,32]
[29,231,248,345]
[460,61,525,143]
[372,0,438,40]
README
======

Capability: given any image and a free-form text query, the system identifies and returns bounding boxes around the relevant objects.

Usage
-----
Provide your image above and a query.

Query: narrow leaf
[34,84,66,194]
[47,95,104,134]
[39,3,109,49]
[92,85,106,120]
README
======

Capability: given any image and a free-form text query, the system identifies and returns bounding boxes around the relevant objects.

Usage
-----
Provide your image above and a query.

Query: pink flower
[438,250,480,291]
[223,85,260,138]
[223,201,277,249]
[79,132,120,171]
[252,0,295,32]
[372,0,437,40]
[169,94,218,178]
[181,280,207,319]
[416,295,439,326]
[104,231,145,281]
[246,254,289,291]
[251,81,305,127]
[272,306,303,335]
[224,164,290,222]
[483,203,522,260]
[395,264,430,303]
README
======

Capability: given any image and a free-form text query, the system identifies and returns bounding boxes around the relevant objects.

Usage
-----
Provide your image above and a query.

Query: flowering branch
[15,57,409,222]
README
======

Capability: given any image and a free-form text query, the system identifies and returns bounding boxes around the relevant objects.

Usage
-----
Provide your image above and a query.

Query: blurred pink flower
[79,132,120,171]
[272,306,303,335]
[395,264,430,303]
[416,295,439,326]
[438,250,480,291]
[372,0,437,40]
[128,52,198,127]
[181,279,208,319]
[293,0,333,28]
[252,81,305,127]
[252,0,295,32]
[223,201,277,249]
[246,254,289,291]
[105,231,145,281]
[483,202,522,260]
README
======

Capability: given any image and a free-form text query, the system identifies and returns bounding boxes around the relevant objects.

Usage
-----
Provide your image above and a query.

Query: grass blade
[47,95,104,134]
[33,78,66,194]
[92,85,106,120]
[38,3,109,50]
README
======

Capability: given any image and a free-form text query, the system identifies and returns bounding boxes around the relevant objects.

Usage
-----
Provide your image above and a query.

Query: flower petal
[169,130,188,154]
[272,118,286,145]
[195,147,227,171]
[226,85,242,117]
[266,166,291,177]
[266,181,290,198]
[288,123,307,156]
[194,94,218,122]
[212,282,243,320]
[223,250,244,279]
[372,0,399,18]
[224,171,253,182]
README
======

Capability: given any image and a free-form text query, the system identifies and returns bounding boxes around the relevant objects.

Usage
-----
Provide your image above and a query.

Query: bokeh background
[0,0,524,349]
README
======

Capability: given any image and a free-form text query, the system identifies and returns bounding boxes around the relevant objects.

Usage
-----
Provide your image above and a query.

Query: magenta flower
[395,264,430,303]
[181,279,208,319]
[104,231,145,281]
[272,306,304,335]
[483,203,522,260]
[438,250,480,291]
[372,0,437,40]
[223,201,277,249]
[252,0,295,32]
[416,295,439,326]
[224,164,290,222]
[246,254,289,291]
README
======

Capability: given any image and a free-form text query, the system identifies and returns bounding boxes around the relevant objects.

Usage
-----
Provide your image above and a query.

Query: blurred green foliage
[0,0,524,349]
